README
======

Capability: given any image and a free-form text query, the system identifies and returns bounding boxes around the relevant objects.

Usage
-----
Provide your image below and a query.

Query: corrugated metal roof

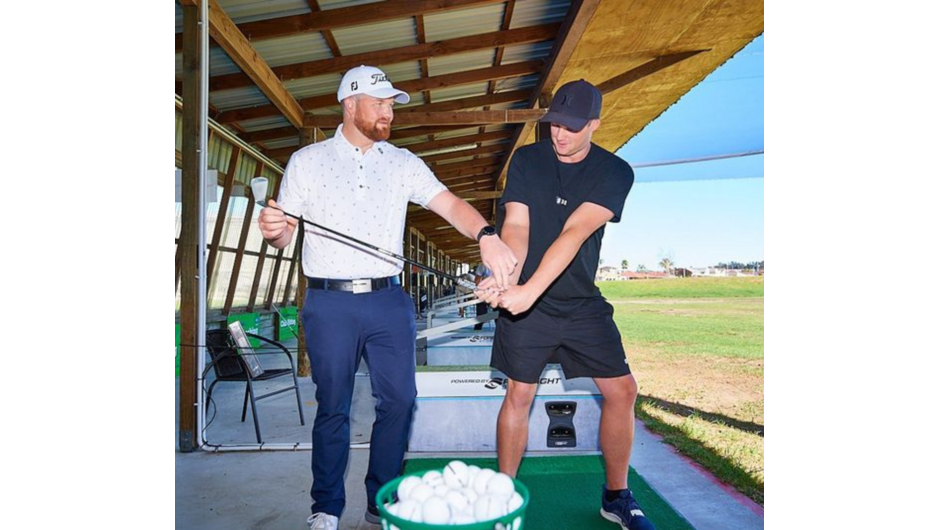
[490,73,540,93]
[238,116,291,133]
[430,81,491,102]
[501,41,555,64]
[309,106,344,117]
[283,72,345,100]
[175,47,241,78]
[397,92,428,110]
[174,0,311,32]
[331,18,416,56]
[262,138,303,150]
[369,61,424,83]
[251,33,333,68]
[423,3,505,41]
[427,50,496,77]
[175,21,330,79]
[318,0,383,9]
[509,0,570,29]
[209,85,269,110]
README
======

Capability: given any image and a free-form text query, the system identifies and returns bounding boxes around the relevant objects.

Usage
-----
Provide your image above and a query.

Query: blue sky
[602,35,764,270]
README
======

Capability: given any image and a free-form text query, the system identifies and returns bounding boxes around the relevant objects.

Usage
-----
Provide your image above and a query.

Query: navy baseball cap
[540,79,602,131]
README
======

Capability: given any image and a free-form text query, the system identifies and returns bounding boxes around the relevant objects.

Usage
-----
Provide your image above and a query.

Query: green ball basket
[375,471,530,530]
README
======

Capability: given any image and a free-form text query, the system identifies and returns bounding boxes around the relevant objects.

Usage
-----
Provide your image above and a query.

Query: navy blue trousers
[301,285,416,517]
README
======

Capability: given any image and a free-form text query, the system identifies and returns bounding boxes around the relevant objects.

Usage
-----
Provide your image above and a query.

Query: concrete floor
[177,330,763,530]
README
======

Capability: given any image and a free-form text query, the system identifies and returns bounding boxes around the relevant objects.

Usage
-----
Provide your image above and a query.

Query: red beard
[354,113,391,142]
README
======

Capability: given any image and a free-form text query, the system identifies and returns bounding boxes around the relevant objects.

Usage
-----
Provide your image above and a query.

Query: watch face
[478,225,496,241]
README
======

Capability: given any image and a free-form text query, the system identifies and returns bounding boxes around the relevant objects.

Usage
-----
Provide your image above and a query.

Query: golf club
[250,177,477,291]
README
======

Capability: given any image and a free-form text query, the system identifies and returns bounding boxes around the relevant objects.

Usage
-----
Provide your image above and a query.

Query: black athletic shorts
[490,297,631,383]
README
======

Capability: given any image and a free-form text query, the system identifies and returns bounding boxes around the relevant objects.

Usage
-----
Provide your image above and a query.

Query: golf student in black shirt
[475,80,655,530]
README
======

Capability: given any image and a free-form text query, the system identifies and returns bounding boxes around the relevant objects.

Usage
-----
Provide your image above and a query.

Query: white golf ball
[421,496,451,525]
[473,494,507,521]
[397,476,422,501]
[433,484,450,498]
[486,473,515,498]
[507,491,524,513]
[410,483,434,503]
[463,487,479,504]
[467,465,481,482]
[472,468,497,495]
[396,499,423,522]
[444,489,471,513]
[422,470,445,488]
[443,460,471,489]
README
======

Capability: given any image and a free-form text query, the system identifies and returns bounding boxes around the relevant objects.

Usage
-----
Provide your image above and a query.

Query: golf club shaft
[259,201,474,289]
[268,302,300,340]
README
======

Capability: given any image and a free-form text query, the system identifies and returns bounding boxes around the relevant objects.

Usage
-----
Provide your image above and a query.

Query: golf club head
[250,177,269,206]
[456,278,477,292]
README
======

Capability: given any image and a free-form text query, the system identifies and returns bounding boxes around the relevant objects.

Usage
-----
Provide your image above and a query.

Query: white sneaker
[306,512,338,530]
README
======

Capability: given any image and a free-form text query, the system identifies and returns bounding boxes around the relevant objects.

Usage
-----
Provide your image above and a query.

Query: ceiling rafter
[209,24,558,92]
[175,0,504,51]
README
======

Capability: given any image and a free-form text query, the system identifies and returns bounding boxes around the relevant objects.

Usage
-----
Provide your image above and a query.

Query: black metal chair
[205,323,305,443]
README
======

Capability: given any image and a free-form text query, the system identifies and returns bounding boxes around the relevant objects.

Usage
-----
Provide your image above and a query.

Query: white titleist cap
[336,65,410,104]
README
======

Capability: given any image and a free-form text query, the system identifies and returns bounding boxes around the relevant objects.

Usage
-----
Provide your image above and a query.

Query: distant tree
[659,258,673,275]
[637,264,648,272]
[599,258,604,266]
[621,259,629,271]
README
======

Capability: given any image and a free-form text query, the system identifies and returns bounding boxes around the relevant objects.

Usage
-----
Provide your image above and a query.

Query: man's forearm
[500,223,529,282]
[428,191,486,240]
[523,227,587,295]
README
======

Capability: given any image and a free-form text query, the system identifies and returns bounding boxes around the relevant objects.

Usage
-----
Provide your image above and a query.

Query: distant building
[688,267,762,277]
[620,271,668,280]
[596,266,622,281]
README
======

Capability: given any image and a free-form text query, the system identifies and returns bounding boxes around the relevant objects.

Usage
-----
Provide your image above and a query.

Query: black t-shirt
[499,140,634,316]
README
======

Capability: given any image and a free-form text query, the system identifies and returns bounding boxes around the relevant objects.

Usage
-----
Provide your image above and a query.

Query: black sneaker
[364,504,380,525]
[600,486,656,530]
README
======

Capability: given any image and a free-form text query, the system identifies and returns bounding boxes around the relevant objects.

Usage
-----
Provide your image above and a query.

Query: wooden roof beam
[210,24,559,92]
[176,0,504,52]
[303,109,543,130]
[595,50,708,95]
[216,60,544,124]
[406,130,513,154]
[424,144,506,164]
[205,0,304,128]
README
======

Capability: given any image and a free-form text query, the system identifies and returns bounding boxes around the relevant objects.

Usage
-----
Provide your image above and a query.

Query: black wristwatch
[476,225,497,242]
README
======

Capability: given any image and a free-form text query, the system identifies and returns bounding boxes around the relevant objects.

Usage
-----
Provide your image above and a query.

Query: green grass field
[599,277,765,504]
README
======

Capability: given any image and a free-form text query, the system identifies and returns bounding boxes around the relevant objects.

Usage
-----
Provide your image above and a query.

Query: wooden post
[178,1,202,453]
